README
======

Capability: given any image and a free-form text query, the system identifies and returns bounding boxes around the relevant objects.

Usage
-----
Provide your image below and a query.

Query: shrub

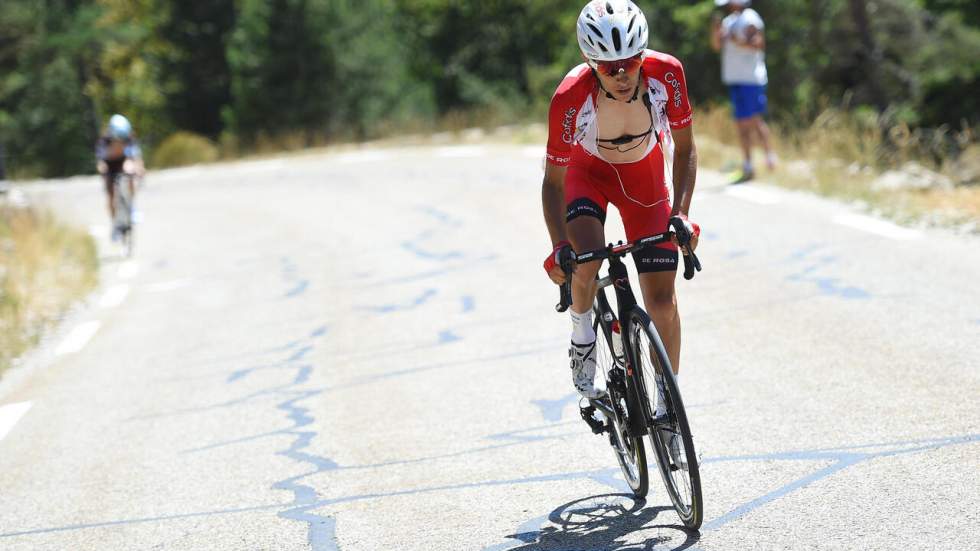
[151,132,219,168]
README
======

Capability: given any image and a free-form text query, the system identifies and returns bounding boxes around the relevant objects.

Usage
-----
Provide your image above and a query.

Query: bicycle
[555,215,703,530]
[111,171,135,257]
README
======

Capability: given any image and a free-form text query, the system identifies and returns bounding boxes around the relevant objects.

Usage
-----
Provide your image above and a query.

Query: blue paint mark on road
[787,244,823,262]
[288,346,313,362]
[438,330,462,344]
[462,295,476,313]
[531,393,578,422]
[726,250,749,259]
[488,433,980,549]
[813,277,871,299]
[785,258,871,300]
[701,433,980,531]
[401,241,464,261]
[360,288,437,313]
[285,280,309,298]
[417,205,463,227]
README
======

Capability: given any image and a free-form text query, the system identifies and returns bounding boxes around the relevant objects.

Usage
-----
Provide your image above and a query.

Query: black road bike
[555,216,703,530]
[111,172,135,257]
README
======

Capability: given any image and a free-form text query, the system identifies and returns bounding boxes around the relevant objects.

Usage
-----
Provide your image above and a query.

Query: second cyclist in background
[96,114,145,241]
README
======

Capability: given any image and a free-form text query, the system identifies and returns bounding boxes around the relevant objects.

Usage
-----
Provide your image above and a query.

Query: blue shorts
[729,84,767,120]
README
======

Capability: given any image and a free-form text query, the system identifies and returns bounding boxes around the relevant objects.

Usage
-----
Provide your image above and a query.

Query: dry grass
[0,206,98,373]
[695,103,980,232]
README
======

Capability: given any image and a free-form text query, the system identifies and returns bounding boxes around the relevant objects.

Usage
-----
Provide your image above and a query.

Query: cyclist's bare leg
[566,216,605,314]
[736,118,754,169]
[104,174,116,219]
[638,270,680,374]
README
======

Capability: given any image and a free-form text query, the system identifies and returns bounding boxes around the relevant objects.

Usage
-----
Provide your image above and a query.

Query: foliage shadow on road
[501,493,699,551]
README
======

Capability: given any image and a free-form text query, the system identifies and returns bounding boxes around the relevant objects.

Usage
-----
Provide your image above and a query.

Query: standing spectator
[711,0,776,183]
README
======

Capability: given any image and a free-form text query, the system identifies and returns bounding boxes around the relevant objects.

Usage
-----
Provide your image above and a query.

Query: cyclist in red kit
[541,0,701,401]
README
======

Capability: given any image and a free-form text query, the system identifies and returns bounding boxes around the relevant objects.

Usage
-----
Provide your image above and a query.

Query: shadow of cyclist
[502,493,700,551]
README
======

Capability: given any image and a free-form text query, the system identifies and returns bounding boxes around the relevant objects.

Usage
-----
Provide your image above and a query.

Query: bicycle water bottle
[611,320,624,358]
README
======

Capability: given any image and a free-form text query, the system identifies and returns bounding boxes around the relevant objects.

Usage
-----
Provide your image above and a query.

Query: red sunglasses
[588,54,643,77]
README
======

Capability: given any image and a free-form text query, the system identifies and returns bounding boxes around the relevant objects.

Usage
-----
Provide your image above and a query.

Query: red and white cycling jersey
[546,49,693,167]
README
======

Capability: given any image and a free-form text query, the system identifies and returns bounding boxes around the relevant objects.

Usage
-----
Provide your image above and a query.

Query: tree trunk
[847,0,888,110]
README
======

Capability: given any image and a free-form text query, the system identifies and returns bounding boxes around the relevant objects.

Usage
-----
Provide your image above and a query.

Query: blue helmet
[108,114,132,140]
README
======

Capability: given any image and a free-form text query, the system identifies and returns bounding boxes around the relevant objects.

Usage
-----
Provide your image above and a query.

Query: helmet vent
[597,42,609,53]
[606,2,614,15]
[627,14,636,33]
[611,27,622,53]
[585,12,595,22]
[587,23,603,40]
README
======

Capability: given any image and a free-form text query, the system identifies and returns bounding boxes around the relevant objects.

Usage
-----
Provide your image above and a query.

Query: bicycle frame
[591,253,654,438]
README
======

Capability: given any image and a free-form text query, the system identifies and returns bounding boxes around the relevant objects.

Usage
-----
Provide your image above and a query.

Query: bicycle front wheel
[627,309,703,529]
[593,312,648,498]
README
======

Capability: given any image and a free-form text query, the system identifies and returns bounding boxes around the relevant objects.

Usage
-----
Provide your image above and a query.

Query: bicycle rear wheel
[593,314,648,497]
[627,309,702,529]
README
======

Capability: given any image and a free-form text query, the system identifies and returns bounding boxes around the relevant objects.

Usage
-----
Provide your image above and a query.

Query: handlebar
[554,215,701,313]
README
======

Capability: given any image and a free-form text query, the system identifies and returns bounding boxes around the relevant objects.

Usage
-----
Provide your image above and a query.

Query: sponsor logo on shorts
[547,153,571,164]
[640,257,675,264]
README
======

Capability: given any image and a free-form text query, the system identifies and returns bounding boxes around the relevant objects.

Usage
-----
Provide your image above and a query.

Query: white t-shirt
[720,8,768,85]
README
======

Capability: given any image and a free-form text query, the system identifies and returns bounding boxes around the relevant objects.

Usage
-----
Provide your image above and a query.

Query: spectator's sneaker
[728,168,754,185]
[766,152,779,171]
[569,341,600,399]
[663,431,689,470]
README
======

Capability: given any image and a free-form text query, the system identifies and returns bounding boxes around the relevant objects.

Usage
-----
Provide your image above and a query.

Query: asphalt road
[1,144,978,550]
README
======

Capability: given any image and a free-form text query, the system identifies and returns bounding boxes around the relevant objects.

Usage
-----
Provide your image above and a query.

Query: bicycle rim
[628,310,703,529]
[594,314,648,497]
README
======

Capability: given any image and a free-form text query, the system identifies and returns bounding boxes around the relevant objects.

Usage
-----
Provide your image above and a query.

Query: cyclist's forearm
[671,144,697,216]
[542,182,567,246]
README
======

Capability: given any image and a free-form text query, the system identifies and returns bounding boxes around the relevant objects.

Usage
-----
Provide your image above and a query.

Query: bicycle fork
[597,254,650,438]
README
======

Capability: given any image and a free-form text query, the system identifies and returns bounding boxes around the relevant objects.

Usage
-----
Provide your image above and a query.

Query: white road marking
[88,225,108,239]
[146,278,194,293]
[98,284,130,308]
[7,189,29,207]
[335,151,392,164]
[434,146,487,158]
[117,260,140,280]
[0,401,33,442]
[834,213,922,240]
[724,185,780,205]
[54,321,101,356]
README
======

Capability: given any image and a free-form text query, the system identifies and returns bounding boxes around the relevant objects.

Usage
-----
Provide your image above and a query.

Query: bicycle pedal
[579,405,605,435]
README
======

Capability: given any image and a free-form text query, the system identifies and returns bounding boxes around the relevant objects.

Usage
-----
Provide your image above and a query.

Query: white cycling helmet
[576,0,649,62]
[715,0,751,6]
[108,114,132,140]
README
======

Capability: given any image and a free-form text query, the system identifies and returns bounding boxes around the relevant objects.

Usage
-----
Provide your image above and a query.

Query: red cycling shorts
[564,146,677,258]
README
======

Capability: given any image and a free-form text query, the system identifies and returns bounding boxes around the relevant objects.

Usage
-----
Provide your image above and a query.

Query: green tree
[225,0,335,143]
[0,0,104,177]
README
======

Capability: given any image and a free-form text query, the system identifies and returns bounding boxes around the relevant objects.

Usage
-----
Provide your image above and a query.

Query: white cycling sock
[569,308,596,345]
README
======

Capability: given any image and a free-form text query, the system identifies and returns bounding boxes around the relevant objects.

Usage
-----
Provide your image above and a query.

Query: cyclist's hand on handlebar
[543,241,575,285]
[670,214,700,254]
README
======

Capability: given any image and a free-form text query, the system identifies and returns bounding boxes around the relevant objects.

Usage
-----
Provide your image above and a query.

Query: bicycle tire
[113,175,134,257]
[627,308,703,529]
[593,313,648,497]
